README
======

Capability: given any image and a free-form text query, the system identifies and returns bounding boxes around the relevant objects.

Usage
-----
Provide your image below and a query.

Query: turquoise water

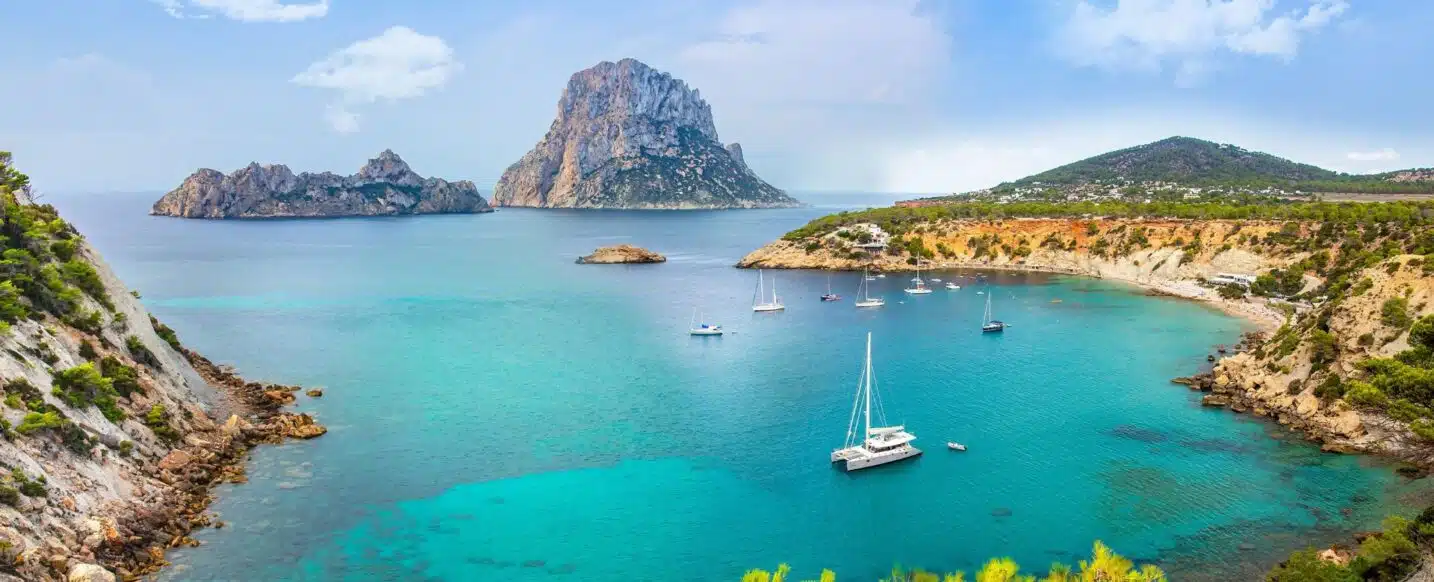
[55,193,1434,581]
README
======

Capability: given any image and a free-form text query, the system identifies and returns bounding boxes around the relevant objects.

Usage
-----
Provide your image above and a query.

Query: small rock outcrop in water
[576,244,666,264]
[152,150,492,218]
[491,59,800,209]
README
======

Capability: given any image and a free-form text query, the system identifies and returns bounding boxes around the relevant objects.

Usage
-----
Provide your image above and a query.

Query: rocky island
[576,244,666,264]
[0,152,325,581]
[151,150,492,219]
[490,59,800,210]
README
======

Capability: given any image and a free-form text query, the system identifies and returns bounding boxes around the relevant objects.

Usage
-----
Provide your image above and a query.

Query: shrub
[0,280,28,323]
[16,411,64,435]
[100,356,142,398]
[146,404,180,442]
[126,335,159,368]
[1266,549,1358,582]
[150,316,182,351]
[78,340,98,360]
[11,468,46,497]
[51,363,125,421]
[49,239,77,261]
[1217,284,1246,300]
[1308,330,1337,366]
[1314,376,1345,402]
[1382,297,1413,329]
[1344,381,1389,409]
[803,241,821,253]
[1359,332,1376,347]
[65,309,103,334]
[118,440,133,456]
[0,485,16,507]
[1410,315,1434,350]
[60,259,112,310]
[1389,399,1434,422]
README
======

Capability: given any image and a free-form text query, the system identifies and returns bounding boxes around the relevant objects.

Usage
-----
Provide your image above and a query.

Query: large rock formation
[576,244,666,264]
[491,59,800,210]
[152,150,492,218]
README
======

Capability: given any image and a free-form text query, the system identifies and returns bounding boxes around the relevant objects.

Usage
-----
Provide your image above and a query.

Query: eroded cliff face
[151,150,492,219]
[491,59,799,209]
[1,158,324,581]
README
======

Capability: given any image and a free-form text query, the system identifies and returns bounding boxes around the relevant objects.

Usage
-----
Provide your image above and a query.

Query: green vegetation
[1382,297,1413,329]
[782,200,1434,242]
[99,355,142,397]
[126,334,159,367]
[16,411,63,435]
[744,542,1164,582]
[10,467,46,497]
[1268,508,1434,581]
[50,362,125,421]
[145,403,179,442]
[150,315,182,351]
[0,151,114,329]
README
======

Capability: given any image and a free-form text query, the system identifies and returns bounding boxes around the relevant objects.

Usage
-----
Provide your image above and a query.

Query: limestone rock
[152,150,493,219]
[576,244,666,264]
[273,414,327,440]
[305,388,324,398]
[491,59,800,210]
[157,450,192,472]
[68,562,116,582]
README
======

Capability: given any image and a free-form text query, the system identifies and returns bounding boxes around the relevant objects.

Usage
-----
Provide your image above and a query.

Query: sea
[49,191,1434,582]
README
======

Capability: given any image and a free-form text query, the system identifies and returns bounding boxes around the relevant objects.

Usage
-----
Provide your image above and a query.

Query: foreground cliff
[152,150,491,219]
[491,59,799,210]
[1,152,324,581]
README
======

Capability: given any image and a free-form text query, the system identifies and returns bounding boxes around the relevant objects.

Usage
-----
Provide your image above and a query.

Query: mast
[772,273,778,304]
[864,332,872,440]
[753,270,763,307]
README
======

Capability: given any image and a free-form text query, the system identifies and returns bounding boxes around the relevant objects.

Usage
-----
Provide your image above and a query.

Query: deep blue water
[51,192,1434,582]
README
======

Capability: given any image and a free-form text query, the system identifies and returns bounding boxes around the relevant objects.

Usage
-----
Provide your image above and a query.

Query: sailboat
[752,269,785,312]
[689,308,723,336]
[831,332,921,471]
[821,274,842,302]
[854,269,885,308]
[904,263,932,294]
[981,289,1006,333]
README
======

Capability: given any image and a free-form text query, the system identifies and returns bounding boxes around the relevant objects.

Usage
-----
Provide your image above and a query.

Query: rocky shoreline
[62,348,327,581]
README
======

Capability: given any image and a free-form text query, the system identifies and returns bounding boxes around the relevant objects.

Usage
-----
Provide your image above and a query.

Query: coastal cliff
[0,152,324,581]
[490,59,800,210]
[152,150,491,219]
[741,201,1434,469]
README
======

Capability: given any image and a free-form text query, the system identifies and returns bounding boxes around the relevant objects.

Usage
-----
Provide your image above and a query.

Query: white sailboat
[904,263,932,294]
[831,332,921,471]
[854,268,885,308]
[752,269,785,312]
[689,308,723,336]
[981,289,1006,333]
[821,274,842,302]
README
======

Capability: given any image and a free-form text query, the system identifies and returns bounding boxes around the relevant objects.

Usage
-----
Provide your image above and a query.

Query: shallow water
[54,192,1434,581]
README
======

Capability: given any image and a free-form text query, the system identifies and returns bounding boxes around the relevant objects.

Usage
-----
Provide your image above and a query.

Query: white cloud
[1346,148,1400,162]
[153,0,328,22]
[675,0,950,107]
[1057,0,1348,83]
[292,26,460,133]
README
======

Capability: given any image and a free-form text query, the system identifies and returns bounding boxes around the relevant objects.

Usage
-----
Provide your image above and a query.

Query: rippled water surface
[54,192,1434,581]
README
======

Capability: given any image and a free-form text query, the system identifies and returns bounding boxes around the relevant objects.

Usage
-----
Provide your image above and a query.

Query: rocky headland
[152,150,491,219]
[576,244,666,264]
[490,59,800,210]
[0,153,326,582]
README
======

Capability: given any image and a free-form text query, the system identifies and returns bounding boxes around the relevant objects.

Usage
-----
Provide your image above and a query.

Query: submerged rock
[576,244,666,265]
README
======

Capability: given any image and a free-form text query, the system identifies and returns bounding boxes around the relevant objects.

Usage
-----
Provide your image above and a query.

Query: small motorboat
[947,442,967,451]
[931,278,942,283]
[945,283,960,290]
[821,293,842,302]
[876,273,886,279]
[976,290,985,295]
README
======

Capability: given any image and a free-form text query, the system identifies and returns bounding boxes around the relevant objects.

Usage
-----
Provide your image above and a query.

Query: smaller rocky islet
[576,244,666,265]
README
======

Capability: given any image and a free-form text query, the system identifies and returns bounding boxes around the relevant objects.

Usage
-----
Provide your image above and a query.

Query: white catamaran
[831,332,921,471]
[752,269,785,312]
[855,268,885,308]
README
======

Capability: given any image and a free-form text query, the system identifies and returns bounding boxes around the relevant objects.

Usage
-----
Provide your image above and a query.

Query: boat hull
[752,304,785,312]
[689,330,723,336]
[903,289,932,295]
[854,300,885,308]
[833,445,922,471]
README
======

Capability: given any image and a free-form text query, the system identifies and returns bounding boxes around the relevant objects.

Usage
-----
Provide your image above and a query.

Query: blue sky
[2,0,1430,195]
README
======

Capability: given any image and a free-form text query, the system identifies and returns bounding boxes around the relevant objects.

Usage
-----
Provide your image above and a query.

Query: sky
[1,0,1431,195]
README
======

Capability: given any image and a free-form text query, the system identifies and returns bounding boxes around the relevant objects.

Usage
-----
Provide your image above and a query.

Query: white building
[1209,273,1257,287]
